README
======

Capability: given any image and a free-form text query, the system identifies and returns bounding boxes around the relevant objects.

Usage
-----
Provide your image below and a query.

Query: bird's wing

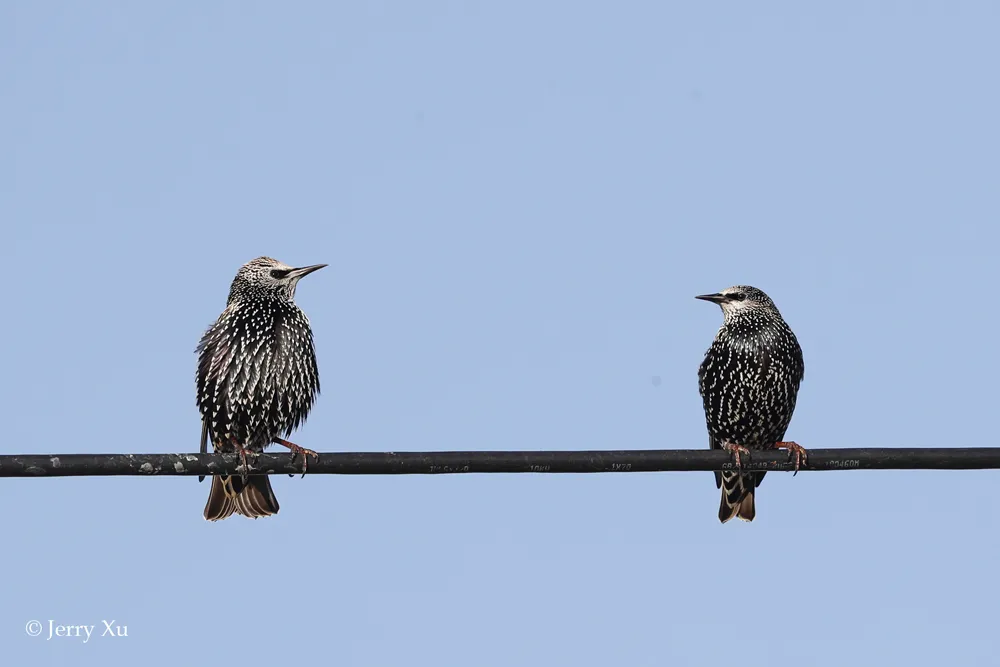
[709,435,723,488]
[198,419,209,483]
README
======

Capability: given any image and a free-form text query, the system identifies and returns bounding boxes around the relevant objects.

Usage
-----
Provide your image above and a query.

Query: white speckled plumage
[696,285,804,523]
[196,257,324,521]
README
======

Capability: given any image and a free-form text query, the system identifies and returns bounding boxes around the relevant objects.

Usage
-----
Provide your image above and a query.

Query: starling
[196,257,326,521]
[696,286,805,523]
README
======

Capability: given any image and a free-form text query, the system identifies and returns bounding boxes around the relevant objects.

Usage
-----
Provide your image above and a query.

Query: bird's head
[228,256,327,304]
[695,285,780,322]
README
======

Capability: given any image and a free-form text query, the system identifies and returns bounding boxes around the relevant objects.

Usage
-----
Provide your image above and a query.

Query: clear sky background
[5,2,999,665]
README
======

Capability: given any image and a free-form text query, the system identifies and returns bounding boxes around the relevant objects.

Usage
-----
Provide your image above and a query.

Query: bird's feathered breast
[196,298,320,447]
[698,314,804,446]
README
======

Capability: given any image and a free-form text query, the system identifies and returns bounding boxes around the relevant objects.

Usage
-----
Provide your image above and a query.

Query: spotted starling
[696,286,805,523]
[196,257,325,521]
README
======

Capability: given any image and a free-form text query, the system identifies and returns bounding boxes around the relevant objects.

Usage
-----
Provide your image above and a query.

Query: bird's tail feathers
[718,471,756,523]
[204,475,279,521]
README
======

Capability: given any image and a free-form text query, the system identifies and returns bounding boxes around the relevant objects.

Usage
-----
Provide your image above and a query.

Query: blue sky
[5,2,999,665]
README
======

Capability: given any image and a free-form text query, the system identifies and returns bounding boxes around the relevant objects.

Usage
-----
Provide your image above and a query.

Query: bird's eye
[270,269,291,279]
[730,293,747,301]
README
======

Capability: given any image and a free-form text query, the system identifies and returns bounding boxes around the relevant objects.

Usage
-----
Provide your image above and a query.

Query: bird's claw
[721,441,752,469]
[273,438,319,478]
[776,441,808,476]
[291,446,319,478]
[231,438,255,484]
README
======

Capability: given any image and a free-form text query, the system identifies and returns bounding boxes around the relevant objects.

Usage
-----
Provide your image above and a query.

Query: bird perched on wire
[696,285,805,523]
[196,257,326,521]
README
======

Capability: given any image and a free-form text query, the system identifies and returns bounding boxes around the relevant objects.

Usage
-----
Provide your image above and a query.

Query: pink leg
[229,437,256,483]
[775,441,808,475]
[721,441,752,469]
[273,437,319,477]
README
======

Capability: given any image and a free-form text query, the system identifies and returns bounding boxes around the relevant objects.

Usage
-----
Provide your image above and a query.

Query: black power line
[2,448,999,478]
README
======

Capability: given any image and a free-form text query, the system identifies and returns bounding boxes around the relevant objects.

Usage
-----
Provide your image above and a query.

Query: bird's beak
[695,293,727,304]
[288,264,327,279]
